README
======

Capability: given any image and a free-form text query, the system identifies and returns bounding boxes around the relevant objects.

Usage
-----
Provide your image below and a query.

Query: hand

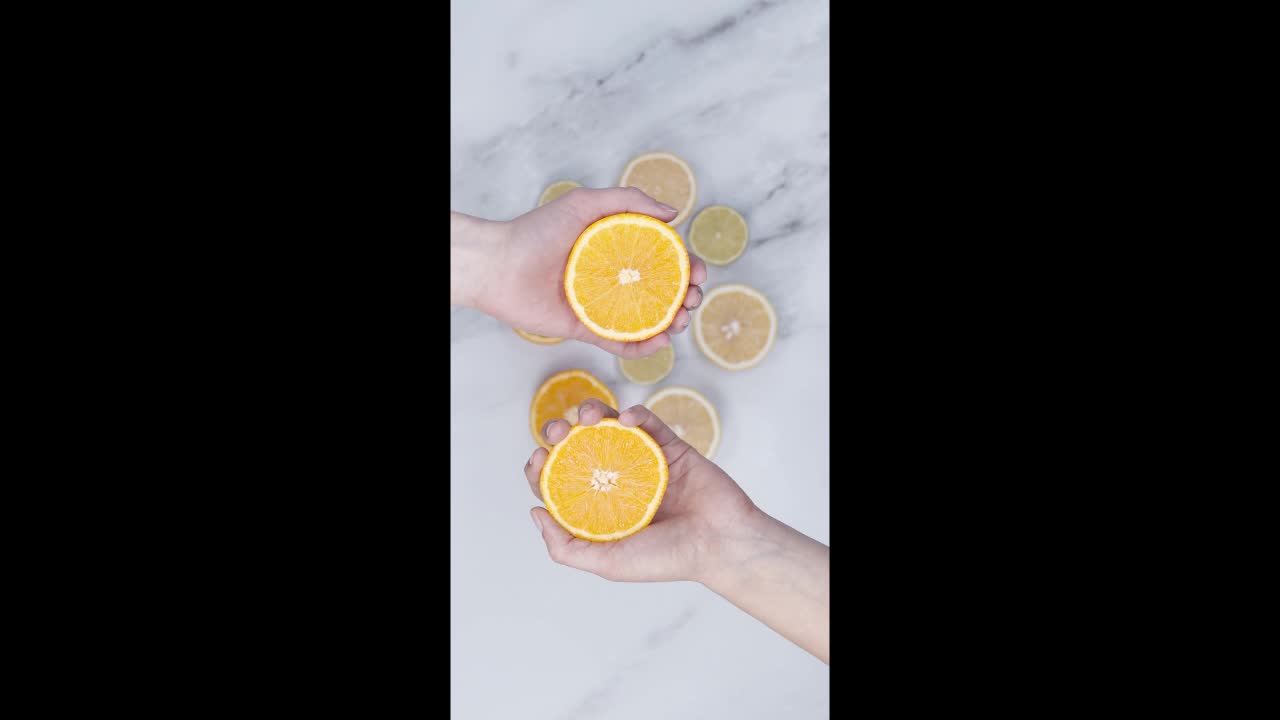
[524,398,831,663]
[524,399,756,582]
[453,187,708,358]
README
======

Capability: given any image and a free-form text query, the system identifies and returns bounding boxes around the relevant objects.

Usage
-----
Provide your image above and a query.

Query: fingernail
[531,509,543,532]
[656,202,678,214]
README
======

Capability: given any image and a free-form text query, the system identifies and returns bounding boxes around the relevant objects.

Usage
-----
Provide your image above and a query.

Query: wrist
[450,213,510,309]
[692,503,773,591]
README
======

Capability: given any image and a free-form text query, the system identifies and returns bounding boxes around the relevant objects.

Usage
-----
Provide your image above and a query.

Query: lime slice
[538,180,581,207]
[618,344,675,385]
[688,206,748,265]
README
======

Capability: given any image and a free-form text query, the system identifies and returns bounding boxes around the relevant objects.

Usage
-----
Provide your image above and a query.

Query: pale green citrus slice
[617,344,675,385]
[538,180,581,207]
[688,205,748,265]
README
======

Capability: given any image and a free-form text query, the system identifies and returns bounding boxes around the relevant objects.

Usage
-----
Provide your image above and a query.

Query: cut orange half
[540,419,668,542]
[619,151,697,226]
[563,213,690,342]
[643,386,721,460]
[529,369,618,449]
[514,328,564,345]
[693,284,778,370]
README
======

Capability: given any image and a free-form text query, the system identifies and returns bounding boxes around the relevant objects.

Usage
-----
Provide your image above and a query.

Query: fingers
[574,398,619,427]
[689,254,708,287]
[616,404,691,448]
[542,418,571,446]
[531,507,610,577]
[539,398,619,447]
[529,398,619,497]
[683,283,703,311]
[668,308,691,334]
[564,187,679,225]
[524,446,548,500]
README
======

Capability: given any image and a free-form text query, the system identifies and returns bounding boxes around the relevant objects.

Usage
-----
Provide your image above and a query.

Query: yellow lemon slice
[643,386,721,460]
[693,284,777,370]
[619,151,697,226]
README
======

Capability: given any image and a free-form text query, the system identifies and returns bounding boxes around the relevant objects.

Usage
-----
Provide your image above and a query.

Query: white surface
[451,1,830,717]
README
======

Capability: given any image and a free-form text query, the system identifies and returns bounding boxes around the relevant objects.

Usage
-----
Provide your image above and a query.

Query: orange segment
[529,370,618,449]
[540,419,668,542]
[563,213,690,342]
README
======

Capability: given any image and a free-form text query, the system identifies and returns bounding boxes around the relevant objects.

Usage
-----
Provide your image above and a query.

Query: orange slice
[643,386,721,460]
[693,284,777,370]
[538,180,581,207]
[619,152,697,226]
[529,369,618,449]
[514,328,565,345]
[540,419,668,542]
[563,213,690,342]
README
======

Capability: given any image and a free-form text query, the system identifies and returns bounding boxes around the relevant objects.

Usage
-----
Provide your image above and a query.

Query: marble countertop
[451,1,829,717]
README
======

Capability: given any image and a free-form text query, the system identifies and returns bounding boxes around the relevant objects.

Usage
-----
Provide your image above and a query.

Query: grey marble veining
[451,1,829,717]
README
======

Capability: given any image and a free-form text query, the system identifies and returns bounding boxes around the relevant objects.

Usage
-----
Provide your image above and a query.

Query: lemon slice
[693,284,777,370]
[644,386,721,460]
[618,344,675,385]
[619,152,697,226]
[538,180,581,207]
[688,205,748,265]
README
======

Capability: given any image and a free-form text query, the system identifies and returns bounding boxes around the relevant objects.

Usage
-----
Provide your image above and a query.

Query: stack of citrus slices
[517,151,789,542]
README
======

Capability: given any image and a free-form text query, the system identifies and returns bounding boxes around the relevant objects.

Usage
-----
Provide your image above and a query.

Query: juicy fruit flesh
[698,290,773,364]
[690,206,748,265]
[623,158,693,216]
[541,420,667,541]
[531,371,617,448]
[568,215,688,338]
[619,345,674,385]
[648,392,717,458]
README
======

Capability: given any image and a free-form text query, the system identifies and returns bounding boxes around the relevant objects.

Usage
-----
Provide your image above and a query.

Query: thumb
[565,186,679,225]
[531,508,611,577]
